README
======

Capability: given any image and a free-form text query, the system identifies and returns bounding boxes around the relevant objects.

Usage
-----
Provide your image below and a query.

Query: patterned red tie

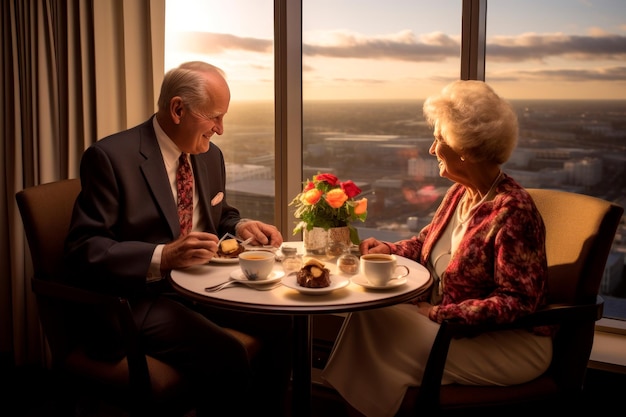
[177,153,193,236]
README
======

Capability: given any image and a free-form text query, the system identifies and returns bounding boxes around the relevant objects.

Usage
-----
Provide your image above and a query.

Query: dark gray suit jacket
[65,116,241,295]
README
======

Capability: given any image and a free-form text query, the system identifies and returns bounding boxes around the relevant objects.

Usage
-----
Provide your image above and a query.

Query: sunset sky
[165,0,626,101]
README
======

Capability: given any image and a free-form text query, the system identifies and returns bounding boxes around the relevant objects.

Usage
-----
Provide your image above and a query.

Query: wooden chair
[16,179,261,417]
[397,188,624,416]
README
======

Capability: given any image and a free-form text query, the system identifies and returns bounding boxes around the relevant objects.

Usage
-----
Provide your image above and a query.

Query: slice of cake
[296,259,331,288]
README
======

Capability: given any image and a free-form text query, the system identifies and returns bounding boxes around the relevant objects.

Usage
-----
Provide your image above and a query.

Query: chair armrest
[32,276,125,305]
[417,297,604,411]
[31,278,151,398]
[444,298,604,338]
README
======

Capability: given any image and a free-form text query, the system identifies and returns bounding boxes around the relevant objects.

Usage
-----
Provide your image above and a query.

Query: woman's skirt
[321,303,552,417]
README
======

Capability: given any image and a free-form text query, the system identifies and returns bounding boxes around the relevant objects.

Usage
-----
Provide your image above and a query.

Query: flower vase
[303,226,351,256]
[328,226,351,247]
[303,227,327,255]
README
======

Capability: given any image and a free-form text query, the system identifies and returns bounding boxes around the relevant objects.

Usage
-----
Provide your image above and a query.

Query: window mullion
[274,0,303,238]
[461,0,487,80]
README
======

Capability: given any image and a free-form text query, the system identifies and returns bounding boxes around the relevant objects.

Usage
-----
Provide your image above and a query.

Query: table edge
[168,275,432,315]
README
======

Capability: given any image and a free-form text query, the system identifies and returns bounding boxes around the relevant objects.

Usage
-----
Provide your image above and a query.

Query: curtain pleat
[1,0,165,367]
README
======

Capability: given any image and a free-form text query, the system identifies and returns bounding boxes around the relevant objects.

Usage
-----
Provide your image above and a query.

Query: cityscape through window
[165,0,626,324]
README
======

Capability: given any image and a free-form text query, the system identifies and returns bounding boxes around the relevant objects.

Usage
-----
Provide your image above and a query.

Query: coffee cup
[360,254,410,287]
[238,251,275,281]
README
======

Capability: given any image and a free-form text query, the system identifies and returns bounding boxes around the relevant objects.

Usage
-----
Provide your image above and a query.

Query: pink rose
[303,181,315,192]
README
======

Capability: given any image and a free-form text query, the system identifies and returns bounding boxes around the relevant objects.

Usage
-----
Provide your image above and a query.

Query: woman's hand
[359,237,391,255]
[415,301,433,317]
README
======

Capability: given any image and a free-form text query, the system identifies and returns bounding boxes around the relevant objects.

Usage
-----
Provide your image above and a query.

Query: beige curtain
[1,0,165,367]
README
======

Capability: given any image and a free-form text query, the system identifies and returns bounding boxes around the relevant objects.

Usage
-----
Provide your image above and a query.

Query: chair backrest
[16,179,193,416]
[528,188,623,389]
[16,179,82,359]
[527,188,623,305]
[16,179,81,281]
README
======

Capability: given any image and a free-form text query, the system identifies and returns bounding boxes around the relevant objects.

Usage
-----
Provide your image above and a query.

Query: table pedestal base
[292,314,312,416]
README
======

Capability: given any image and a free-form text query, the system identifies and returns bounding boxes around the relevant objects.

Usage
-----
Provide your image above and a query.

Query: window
[302,0,461,242]
[165,0,276,225]
[165,0,626,324]
[486,0,626,323]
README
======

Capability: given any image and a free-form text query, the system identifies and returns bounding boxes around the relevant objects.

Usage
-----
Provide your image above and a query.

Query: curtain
[1,0,165,367]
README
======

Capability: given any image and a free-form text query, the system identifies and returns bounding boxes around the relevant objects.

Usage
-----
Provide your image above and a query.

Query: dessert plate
[229,269,285,286]
[281,274,349,295]
[213,233,251,262]
[210,256,240,264]
[351,275,408,290]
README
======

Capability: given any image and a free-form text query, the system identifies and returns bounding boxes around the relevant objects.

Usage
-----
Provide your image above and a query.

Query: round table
[169,243,432,417]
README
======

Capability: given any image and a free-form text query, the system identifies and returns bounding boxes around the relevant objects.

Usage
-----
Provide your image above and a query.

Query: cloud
[302,30,459,62]
[487,32,626,62]
[170,29,626,65]
[490,66,626,82]
[169,31,272,54]
[303,30,626,63]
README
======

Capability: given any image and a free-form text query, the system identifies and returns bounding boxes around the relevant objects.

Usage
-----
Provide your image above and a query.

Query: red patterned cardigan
[385,174,549,332]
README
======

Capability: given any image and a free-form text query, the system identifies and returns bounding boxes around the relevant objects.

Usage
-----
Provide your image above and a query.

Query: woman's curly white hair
[423,80,518,164]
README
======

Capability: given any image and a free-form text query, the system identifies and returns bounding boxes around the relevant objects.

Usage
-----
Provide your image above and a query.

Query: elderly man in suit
[65,61,292,417]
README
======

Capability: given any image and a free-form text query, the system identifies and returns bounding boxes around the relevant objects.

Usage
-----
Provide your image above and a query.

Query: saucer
[351,275,408,290]
[281,274,349,295]
[229,269,284,286]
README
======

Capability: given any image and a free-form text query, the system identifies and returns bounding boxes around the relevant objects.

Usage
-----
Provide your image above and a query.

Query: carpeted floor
[3,363,347,417]
[5,306,626,417]
[4,362,626,417]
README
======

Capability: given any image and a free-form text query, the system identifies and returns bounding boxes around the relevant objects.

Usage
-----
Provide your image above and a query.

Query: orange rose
[325,188,348,209]
[301,188,322,205]
[354,198,368,215]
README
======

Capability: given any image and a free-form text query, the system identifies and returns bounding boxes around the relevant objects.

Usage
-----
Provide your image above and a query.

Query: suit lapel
[138,121,180,237]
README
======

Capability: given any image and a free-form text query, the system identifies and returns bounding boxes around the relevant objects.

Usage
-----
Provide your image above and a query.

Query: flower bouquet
[290,173,368,245]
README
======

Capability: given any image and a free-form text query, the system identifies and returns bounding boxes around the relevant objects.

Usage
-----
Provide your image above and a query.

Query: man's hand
[161,232,219,271]
[236,220,283,247]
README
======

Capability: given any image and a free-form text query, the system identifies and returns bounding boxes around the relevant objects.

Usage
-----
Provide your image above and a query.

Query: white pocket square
[211,192,224,206]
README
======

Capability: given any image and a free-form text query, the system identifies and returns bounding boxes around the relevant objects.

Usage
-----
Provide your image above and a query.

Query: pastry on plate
[216,238,245,258]
[296,259,331,288]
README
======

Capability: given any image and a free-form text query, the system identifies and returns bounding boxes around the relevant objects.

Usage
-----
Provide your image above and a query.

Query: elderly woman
[321,80,551,417]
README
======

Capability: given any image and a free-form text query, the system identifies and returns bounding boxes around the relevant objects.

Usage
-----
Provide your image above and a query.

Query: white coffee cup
[238,251,275,280]
[360,253,410,287]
